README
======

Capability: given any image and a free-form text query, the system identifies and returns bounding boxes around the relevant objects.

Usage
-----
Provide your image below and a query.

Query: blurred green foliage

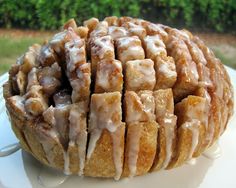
[0,0,235,32]
[0,36,45,75]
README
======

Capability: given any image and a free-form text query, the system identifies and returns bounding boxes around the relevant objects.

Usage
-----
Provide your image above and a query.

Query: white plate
[0,67,236,188]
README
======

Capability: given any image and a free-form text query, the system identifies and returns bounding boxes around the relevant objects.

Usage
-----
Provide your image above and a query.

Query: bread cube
[27,67,39,91]
[166,36,199,101]
[95,59,123,93]
[83,17,99,33]
[65,38,86,72]
[125,59,156,91]
[116,36,145,64]
[108,26,128,40]
[175,95,208,126]
[172,57,199,101]
[154,54,177,89]
[63,18,77,30]
[124,90,155,123]
[90,35,115,74]
[25,85,48,116]
[20,44,41,74]
[38,45,59,67]
[49,28,80,58]
[38,63,61,95]
[75,26,89,39]
[89,92,122,130]
[142,22,168,40]
[123,22,146,39]
[175,95,209,157]
[143,35,167,61]
[7,95,27,119]
[70,63,91,103]
[153,89,174,118]
[118,17,133,26]
[89,21,108,39]
[15,70,27,95]
[104,16,118,26]
[68,102,88,142]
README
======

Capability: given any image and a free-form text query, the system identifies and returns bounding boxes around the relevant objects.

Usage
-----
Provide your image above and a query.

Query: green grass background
[0,37,45,75]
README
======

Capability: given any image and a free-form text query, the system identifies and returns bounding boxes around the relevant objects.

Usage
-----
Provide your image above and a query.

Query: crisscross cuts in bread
[3,16,234,180]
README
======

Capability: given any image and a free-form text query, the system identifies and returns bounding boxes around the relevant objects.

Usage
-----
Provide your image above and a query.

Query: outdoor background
[0,0,236,75]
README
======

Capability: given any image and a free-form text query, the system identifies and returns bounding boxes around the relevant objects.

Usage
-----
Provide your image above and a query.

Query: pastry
[3,16,234,180]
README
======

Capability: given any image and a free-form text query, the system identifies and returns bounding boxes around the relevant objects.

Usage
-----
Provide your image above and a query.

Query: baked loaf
[3,16,234,180]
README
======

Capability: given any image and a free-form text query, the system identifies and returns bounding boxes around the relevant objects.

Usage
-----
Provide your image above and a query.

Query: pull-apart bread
[3,16,234,180]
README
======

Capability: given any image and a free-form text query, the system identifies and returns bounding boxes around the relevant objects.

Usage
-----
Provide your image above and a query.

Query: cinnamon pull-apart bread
[3,16,234,180]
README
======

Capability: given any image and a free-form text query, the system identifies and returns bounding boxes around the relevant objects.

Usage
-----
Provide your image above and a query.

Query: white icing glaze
[27,67,38,91]
[96,60,122,90]
[43,106,56,125]
[86,129,102,160]
[158,61,177,78]
[108,26,128,40]
[42,45,53,58]
[92,36,114,59]
[186,98,207,122]
[117,36,139,48]
[125,92,144,123]
[8,95,27,116]
[127,22,145,37]
[89,21,108,38]
[128,125,142,177]
[111,126,124,180]
[68,103,87,176]
[186,158,197,165]
[50,31,67,45]
[120,46,144,62]
[138,91,155,121]
[127,59,155,88]
[171,28,190,40]
[87,93,123,179]
[203,141,221,159]
[182,119,200,159]
[89,94,121,133]
[167,36,199,83]
[49,30,67,53]
[53,91,71,107]
[97,70,110,89]
[144,35,166,57]
[65,39,86,72]
[161,114,176,169]
[68,103,86,141]
[41,76,54,86]
[54,106,70,144]
[63,150,71,175]
[147,23,168,38]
